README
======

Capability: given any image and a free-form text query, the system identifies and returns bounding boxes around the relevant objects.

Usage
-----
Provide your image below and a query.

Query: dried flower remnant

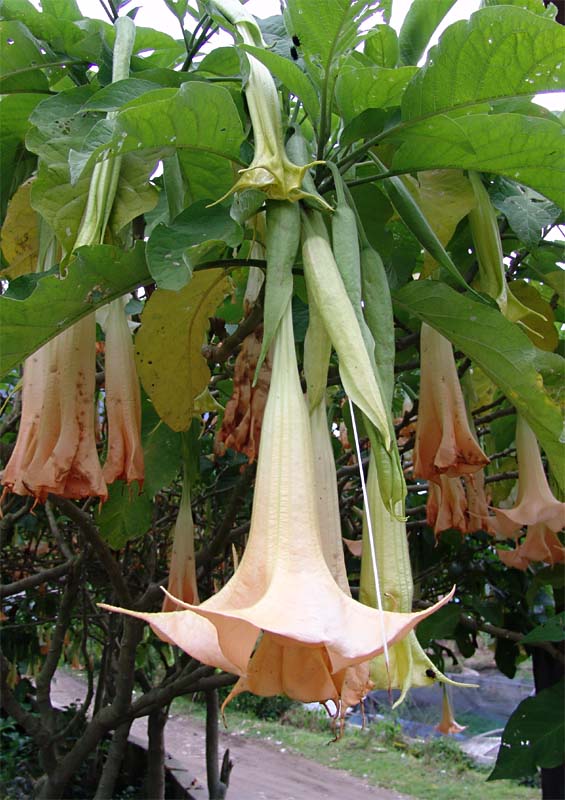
[102,299,144,488]
[215,328,272,463]
[414,324,489,482]
[3,316,107,502]
[101,302,454,687]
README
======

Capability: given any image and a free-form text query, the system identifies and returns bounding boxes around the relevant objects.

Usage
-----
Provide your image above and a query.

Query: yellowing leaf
[404,170,476,277]
[1,178,39,278]
[511,280,558,352]
[135,269,230,431]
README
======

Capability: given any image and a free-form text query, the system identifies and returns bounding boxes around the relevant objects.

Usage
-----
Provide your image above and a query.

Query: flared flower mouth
[497,523,565,571]
[2,316,107,502]
[100,300,453,684]
[414,324,489,482]
[493,416,565,538]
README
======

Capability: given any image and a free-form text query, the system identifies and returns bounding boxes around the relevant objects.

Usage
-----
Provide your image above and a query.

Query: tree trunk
[205,689,233,799]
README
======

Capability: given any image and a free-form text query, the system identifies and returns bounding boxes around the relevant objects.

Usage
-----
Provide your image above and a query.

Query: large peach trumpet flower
[2,316,107,501]
[101,299,144,487]
[494,416,564,538]
[101,300,453,683]
[414,324,489,483]
[361,455,471,706]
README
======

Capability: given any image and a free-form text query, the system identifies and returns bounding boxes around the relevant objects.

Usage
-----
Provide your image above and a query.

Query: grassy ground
[174,699,539,800]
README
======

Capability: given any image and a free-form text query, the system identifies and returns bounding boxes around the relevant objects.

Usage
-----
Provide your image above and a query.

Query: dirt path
[51,670,413,800]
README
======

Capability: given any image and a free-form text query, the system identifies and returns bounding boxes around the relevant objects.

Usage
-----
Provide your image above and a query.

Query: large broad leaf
[335,65,417,122]
[0,93,44,220]
[401,6,565,120]
[135,269,231,431]
[394,281,564,490]
[488,679,565,780]
[0,178,38,278]
[73,82,245,183]
[96,481,153,550]
[0,242,150,375]
[0,20,49,92]
[141,394,182,500]
[146,201,243,291]
[398,0,458,66]
[387,112,565,207]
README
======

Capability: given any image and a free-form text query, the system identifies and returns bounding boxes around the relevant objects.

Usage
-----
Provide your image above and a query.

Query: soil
[50,670,413,800]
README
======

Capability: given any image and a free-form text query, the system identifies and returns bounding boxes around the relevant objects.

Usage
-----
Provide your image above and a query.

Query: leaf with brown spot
[1,178,38,279]
[135,269,231,431]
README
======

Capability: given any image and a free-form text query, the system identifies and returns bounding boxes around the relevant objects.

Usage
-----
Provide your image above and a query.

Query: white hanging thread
[348,397,391,678]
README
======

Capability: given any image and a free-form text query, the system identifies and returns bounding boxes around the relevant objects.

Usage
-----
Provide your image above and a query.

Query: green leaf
[481,0,556,20]
[364,25,399,68]
[402,6,565,120]
[394,281,565,490]
[81,78,167,113]
[490,179,562,250]
[96,481,152,550]
[489,679,565,780]
[388,113,565,207]
[40,0,82,21]
[0,242,150,375]
[398,0,457,66]
[0,20,49,92]
[415,602,461,648]
[521,611,565,644]
[335,65,417,122]
[240,43,320,124]
[0,93,43,219]
[146,200,243,291]
[285,0,380,76]
[141,395,182,499]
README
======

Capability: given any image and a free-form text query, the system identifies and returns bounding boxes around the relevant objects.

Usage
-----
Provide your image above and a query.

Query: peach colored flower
[494,416,564,538]
[2,316,107,501]
[464,469,496,534]
[426,474,468,536]
[162,479,199,613]
[436,685,466,735]
[414,324,489,483]
[497,523,565,571]
[102,300,144,488]
[101,301,452,686]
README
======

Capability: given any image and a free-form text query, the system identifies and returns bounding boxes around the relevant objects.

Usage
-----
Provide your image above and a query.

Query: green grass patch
[174,697,538,800]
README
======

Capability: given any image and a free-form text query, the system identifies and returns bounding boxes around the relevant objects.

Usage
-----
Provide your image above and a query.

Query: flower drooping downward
[101,300,453,687]
[3,316,107,501]
[162,477,199,612]
[494,416,564,570]
[414,324,489,483]
[102,299,144,488]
